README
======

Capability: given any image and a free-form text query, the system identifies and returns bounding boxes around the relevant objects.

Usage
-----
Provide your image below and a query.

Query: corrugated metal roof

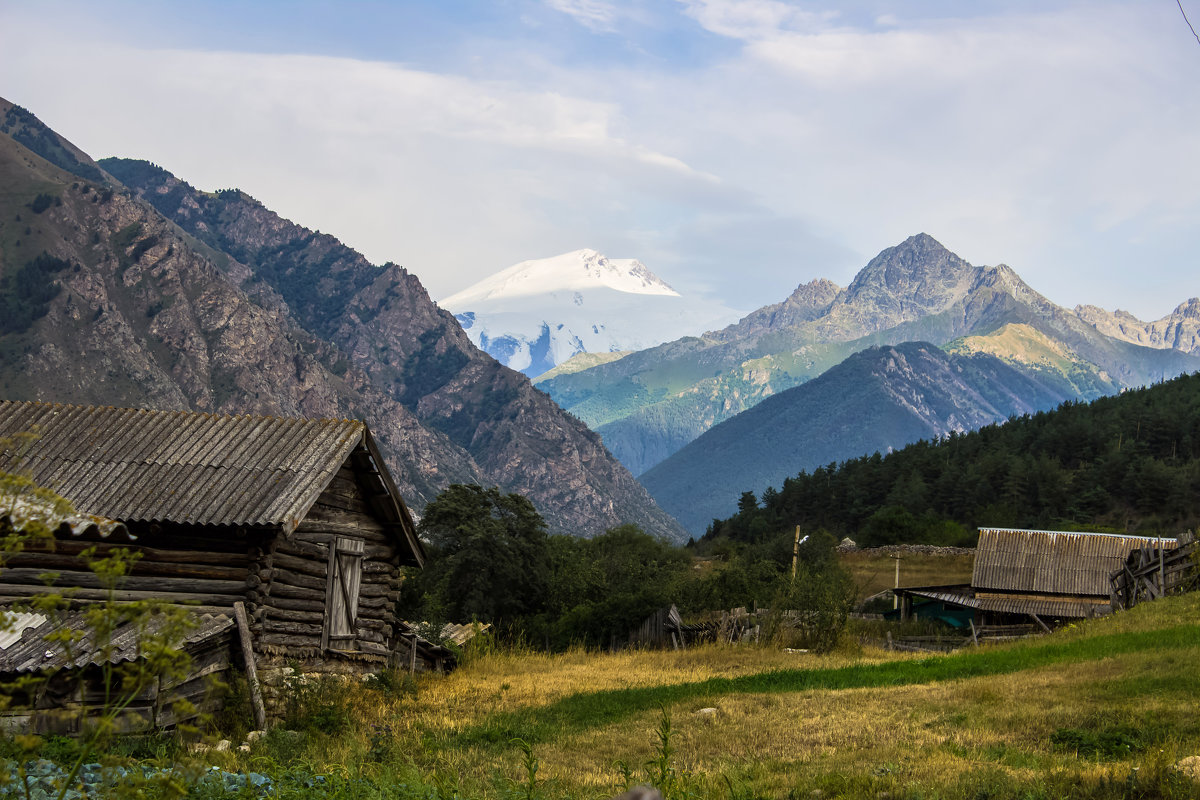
[0,401,365,531]
[897,586,1112,619]
[0,608,233,674]
[0,611,47,650]
[972,528,1179,597]
[1,497,132,540]
[439,622,490,647]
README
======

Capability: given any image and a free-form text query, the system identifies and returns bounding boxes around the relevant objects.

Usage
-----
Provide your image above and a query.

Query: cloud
[543,0,620,32]
[2,1,1197,320]
[677,0,838,40]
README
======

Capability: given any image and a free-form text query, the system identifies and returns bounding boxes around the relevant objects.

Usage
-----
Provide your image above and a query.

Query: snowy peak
[439,249,741,378]
[441,249,679,307]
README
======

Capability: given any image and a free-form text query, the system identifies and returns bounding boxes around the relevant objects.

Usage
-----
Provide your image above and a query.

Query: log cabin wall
[0,523,268,613]
[253,463,404,716]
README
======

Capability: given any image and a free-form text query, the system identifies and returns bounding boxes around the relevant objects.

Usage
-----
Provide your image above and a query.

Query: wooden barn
[894,527,1182,629]
[0,400,425,728]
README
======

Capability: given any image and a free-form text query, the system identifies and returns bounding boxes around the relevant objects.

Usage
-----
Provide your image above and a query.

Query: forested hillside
[705,372,1200,549]
[641,342,1073,535]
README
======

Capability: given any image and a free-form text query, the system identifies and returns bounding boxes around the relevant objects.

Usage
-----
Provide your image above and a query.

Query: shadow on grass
[447,624,1200,749]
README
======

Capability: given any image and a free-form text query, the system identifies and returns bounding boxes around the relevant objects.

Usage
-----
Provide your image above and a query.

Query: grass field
[224,592,1200,800]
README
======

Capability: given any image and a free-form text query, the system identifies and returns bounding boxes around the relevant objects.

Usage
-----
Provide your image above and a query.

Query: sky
[1,1,1197,320]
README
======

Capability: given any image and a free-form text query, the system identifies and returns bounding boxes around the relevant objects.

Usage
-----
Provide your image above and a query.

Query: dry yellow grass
[248,593,1200,799]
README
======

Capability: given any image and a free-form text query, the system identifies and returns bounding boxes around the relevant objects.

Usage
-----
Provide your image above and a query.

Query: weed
[509,738,539,800]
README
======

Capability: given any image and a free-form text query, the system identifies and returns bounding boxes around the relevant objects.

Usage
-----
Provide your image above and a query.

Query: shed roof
[0,402,420,562]
[896,585,1111,619]
[0,608,233,674]
[972,527,1178,597]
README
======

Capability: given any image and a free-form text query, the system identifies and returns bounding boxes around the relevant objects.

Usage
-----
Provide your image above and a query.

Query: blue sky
[2,1,1198,320]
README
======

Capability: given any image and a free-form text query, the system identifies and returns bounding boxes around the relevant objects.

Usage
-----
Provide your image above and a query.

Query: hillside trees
[703,372,1200,548]
[400,486,855,650]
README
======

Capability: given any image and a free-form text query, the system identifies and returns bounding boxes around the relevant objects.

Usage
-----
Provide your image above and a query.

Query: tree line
[704,372,1200,552]
[398,484,853,652]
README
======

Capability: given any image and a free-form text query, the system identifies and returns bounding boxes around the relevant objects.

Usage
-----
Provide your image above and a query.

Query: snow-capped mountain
[440,249,743,377]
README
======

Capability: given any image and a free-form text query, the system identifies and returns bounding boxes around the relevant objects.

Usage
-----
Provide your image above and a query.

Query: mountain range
[0,97,685,541]
[538,234,1200,478]
[440,249,741,378]
[640,341,1078,535]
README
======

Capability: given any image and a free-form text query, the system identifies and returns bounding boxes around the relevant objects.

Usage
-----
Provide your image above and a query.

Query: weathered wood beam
[234,601,268,730]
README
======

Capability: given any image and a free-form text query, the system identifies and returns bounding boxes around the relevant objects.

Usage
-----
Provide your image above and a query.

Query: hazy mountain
[1075,299,1200,354]
[0,98,686,541]
[440,249,741,378]
[640,342,1074,535]
[541,234,1200,475]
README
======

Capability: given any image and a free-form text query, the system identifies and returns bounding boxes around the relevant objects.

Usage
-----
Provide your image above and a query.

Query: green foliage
[405,484,551,628]
[404,485,855,650]
[280,672,355,735]
[27,193,60,214]
[0,252,72,335]
[1051,726,1143,760]
[706,372,1200,545]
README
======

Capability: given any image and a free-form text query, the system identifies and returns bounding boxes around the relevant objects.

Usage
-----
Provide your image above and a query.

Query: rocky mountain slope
[640,342,1076,535]
[440,249,741,378]
[0,98,686,541]
[1075,299,1200,354]
[540,234,1200,475]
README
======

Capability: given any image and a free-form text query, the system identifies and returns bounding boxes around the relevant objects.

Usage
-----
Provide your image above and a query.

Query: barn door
[322,536,364,651]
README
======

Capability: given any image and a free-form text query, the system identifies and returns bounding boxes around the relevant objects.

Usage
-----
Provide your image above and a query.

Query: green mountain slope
[705,370,1200,547]
[541,235,1200,476]
[640,342,1073,535]
[0,101,685,541]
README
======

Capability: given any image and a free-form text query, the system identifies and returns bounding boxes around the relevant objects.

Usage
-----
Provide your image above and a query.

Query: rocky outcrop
[1076,299,1200,354]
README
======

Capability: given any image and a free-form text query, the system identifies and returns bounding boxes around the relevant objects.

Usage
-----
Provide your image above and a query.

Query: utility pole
[791,526,808,580]
[891,554,902,609]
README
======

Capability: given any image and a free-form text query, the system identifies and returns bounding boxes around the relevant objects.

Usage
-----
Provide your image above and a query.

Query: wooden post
[233,601,267,730]
[1029,613,1051,633]
[969,619,979,647]
[891,554,901,609]
[409,635,417,676]
[792,526,800,580]
[1159,536,1166,596]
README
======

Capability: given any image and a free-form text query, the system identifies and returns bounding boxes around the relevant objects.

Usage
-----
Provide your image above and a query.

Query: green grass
[452,622,1200,749]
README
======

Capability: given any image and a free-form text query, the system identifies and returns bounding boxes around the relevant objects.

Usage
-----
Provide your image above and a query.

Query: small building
[894,527,1181,628]
[0,400,425,727]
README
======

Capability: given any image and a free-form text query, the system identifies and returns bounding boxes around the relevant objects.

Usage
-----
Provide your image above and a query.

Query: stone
[214,739,232,752]
[1175,755,1200,782]
[694,707,718,716]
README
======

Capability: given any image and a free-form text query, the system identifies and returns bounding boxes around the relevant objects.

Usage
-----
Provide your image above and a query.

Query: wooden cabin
[894,527,1182,629]
[0,400,425,725]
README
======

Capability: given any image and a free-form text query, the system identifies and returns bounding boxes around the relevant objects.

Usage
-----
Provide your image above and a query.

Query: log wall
[0,525,268,613]
[251,464,404,715]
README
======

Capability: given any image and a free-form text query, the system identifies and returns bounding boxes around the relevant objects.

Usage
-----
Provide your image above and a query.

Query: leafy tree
[405,484,551,629]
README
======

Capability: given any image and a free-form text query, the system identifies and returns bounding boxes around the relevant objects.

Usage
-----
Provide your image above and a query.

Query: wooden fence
[1110,539,1198,610]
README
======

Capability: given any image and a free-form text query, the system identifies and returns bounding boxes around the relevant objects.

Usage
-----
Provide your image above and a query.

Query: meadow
[200,592,1200,800]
